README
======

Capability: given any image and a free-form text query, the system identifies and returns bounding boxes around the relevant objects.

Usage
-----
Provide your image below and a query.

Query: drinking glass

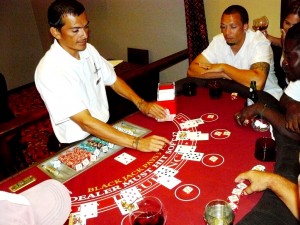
[129,196,166,225]
[251,116,270,132]
[255,137,276,161]
[208,80,222,99]
[204,199,234,225]
[252,16,269,31]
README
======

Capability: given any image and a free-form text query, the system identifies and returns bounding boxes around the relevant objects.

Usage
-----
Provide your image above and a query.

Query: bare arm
[110,76,166,120]
[235,171,299,219]
[280,94,300,134]
[236,102,300,141]
[187,54,269,90]
[71,109,169,152]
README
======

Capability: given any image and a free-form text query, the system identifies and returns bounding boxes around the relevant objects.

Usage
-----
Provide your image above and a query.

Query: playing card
[174,145,196,154]
[182,152,204,161]
[114,152,136,165]
[154,166,178,179]
[156,176,181,189]
[176,131,189,140]
[120,186,142,204]
[114,196,138,215]
[180,120,198,129]
[69,212,86,225]
[79,201,98,219]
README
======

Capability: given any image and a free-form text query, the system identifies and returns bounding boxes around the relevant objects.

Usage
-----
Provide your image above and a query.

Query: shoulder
[246,30,270,45]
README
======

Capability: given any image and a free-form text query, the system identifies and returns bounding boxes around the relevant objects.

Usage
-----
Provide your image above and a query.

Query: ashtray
[251,118,270,132]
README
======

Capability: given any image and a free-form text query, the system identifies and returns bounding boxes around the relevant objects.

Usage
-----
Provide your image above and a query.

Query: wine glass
[252,16,269,31]
[129,196,167,225]
[251,115,270,132]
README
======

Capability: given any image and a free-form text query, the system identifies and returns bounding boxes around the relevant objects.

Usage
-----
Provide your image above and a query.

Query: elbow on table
[187,67,200,78]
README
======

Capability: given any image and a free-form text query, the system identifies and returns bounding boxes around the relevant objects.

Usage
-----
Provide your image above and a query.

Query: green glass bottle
[246,80,258,106]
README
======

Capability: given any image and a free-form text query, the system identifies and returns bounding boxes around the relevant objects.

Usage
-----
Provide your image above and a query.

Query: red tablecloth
[0,87,275,225]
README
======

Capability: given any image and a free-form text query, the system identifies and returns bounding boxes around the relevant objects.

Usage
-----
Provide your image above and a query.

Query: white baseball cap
[0,179,71,225]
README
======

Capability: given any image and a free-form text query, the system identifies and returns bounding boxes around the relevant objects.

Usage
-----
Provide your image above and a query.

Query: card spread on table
[182,152,204,161]
[179,118,204,129]
[69,212,87,225]
[114,152,136,165]
[79,201,98,219]
[176,131,209,141]
[156,176,181,189]
[114,196,138,215]
[120,186,143,204]
[154,166,178,178]
[174,145,197,154]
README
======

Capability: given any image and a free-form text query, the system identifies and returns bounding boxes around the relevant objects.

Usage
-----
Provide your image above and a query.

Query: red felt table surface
[0,87,275,225]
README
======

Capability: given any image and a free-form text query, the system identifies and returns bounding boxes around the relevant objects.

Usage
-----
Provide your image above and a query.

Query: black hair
[48,0,85,30]
[223,5,249,24]
[285,22,300,48]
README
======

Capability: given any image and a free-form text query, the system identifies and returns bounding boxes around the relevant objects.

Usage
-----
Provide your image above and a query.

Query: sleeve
[35,64,86,124]
[249,32,272,65]
[284,81,300,102]
[201,35,223,63]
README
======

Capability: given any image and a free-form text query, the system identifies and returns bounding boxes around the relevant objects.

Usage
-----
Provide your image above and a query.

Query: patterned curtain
[184,0,209,63]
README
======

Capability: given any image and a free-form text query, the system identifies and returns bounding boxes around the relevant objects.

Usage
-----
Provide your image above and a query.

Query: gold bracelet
[132,137,140,149]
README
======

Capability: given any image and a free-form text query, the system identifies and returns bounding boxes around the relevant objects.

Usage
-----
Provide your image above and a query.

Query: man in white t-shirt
[187,5,283,100]
[35,0,170,152]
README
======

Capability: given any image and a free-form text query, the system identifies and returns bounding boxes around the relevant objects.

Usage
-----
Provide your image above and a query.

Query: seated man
[187,5,283,100]
[35,0,169,153]
[234,22,300,224]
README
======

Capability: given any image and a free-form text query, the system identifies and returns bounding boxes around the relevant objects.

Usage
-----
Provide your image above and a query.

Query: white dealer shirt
[35,40,117,143]
[202,30,283,100]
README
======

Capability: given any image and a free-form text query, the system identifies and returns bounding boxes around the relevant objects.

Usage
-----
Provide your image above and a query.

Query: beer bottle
[246,80,258,106]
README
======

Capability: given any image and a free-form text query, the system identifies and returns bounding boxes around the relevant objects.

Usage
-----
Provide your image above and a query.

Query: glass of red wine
[252,16,269,31]
[129,196,166,225]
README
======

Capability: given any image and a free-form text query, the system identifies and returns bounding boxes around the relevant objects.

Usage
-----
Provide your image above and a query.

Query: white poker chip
[228,195,239,203]
[228,202,238,211]
[232,188,243,196]
[236,182,248,190]
[251,165,266,172]
[183,186,193,194]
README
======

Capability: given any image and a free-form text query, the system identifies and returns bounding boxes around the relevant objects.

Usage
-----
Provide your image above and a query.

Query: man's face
[220,13,247,48]
[55,12,89,58]
[283,39,300,82]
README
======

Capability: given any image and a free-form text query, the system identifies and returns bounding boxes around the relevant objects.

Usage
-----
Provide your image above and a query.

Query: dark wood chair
[127,48,149,65]
[0,73,28,179]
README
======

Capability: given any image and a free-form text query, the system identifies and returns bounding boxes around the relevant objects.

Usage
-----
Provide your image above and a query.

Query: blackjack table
[0,81,276,225]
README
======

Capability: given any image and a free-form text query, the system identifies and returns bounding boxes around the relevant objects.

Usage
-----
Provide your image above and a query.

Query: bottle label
[247,98,255,106]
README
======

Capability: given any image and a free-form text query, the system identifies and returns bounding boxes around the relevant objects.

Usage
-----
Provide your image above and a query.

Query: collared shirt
[35,40,117,143]
[202,30,283,100]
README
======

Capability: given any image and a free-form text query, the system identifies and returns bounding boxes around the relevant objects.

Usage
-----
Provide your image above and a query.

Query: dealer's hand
[137,135,170,152]
[138,100,167,120]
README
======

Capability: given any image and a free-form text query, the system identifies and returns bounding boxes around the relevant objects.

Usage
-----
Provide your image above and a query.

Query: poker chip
[251,165,266,172]
[225,166,258,215]
[231,92,238,100]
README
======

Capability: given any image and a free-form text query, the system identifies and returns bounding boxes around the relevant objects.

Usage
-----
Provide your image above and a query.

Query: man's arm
[280,93,300,134]
[187,54,269,90]
[235,171,299,219]
[110,77,166,120]
[236,102,300,141]
[70,109,169,152]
